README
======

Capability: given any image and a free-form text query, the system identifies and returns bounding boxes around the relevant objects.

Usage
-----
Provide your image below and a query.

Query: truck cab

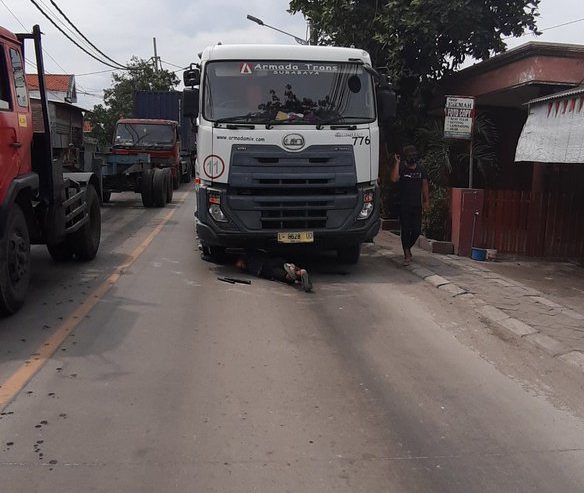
[112,118,180,183]
[0,26,34,205]
[188,44,394,263]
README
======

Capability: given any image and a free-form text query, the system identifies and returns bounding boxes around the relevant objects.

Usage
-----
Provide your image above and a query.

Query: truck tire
[74,184,101,261]
[152,168,168,208]
[47,240,74,262]
[141,169,155,207]
[172,168,180,190]
[181,162,191,183]
[337,244,361,265]
[102,191,111,204]
[0,204,31,315]
[165,168,174,203]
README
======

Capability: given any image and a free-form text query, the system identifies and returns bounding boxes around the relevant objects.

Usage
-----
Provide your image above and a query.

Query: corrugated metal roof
[528,86,584,105]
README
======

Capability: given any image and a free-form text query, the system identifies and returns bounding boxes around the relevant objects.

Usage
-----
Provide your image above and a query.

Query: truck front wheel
[172,169,180,190]
[74,184,101,261]
[47,241,74,262]
[337,244,361,265]
[141,169,155,207]
[152,168,168,208]
[165,169,174,203]
[0,204,31,314]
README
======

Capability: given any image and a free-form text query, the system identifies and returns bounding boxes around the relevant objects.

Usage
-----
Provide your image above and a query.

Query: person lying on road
[235,251,313,292]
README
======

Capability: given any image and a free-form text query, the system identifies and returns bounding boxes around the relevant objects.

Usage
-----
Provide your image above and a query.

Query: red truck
[0,25,101,314]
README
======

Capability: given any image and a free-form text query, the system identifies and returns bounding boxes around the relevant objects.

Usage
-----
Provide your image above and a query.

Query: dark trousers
[399,206,422,251]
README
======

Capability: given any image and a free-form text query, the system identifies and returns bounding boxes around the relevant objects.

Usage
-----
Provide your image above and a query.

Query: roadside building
[438,41,584,260]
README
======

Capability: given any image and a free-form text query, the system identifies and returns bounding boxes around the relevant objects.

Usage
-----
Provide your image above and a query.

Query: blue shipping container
[134,91,195,153]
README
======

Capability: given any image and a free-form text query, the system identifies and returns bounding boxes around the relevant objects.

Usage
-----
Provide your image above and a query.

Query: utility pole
[152,37,160,72]
[307,18,318,45]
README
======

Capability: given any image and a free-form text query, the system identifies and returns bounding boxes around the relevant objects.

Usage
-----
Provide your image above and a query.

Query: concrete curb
[375,243,584,374]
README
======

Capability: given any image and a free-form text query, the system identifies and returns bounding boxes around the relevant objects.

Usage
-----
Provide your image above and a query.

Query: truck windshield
[114,123,175,147]
[203,61,375,125]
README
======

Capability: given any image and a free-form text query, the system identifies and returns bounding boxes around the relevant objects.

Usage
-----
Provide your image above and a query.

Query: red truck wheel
[165,169,173,204]
[74,184,101,261]
[172,169,180,190]
[141,169,155,207]
[152,168,168,208]
[47,241,74,261]
[0,204,31,314]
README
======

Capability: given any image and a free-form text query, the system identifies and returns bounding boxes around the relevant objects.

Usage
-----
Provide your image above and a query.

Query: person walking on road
[235,251,313,292]
[391,145,430,265]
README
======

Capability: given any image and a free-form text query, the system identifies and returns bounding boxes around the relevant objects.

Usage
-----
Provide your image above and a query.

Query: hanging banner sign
[444,96,475,140]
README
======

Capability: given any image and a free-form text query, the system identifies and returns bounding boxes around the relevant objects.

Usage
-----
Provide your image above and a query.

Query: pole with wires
[152,37,160,73]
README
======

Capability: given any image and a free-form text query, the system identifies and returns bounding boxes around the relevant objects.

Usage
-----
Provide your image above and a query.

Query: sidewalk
[373,231,584,373]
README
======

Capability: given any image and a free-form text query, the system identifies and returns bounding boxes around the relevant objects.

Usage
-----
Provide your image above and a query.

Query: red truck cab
[0,26,34,204]
[112,118,181,189]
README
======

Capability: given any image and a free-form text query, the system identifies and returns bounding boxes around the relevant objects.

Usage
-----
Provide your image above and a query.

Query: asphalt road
[1,189,584,492]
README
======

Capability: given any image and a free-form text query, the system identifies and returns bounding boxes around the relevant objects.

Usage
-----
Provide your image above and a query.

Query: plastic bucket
[471,247,487,261]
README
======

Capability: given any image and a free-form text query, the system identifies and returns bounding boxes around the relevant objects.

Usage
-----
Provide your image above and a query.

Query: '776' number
[352,136,371,146]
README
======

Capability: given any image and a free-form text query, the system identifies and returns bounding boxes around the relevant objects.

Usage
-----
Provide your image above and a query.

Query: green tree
[290,0,540,124]
[87,57,179,146]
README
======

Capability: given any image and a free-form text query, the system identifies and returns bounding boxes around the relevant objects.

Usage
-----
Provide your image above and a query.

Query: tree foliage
[87,57,179,146]
[289,0,540,117]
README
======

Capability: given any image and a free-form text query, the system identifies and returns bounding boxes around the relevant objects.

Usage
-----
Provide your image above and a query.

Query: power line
[0,0,26,29]
[48,0,126,69]
[28,0,128,70]
[161,59,187,70]
[504,16,584,40]
[0,0,71,74]
[75,68,120,77]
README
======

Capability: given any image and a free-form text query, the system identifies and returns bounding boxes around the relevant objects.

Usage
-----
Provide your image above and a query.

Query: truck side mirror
[183,88,199,118]
[377,84,397,127]
[183,66,200,87]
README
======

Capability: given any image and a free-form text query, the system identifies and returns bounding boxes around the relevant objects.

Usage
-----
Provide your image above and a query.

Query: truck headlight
[358,188,375,220]
[358,203,374,220]
[208,191,227,222]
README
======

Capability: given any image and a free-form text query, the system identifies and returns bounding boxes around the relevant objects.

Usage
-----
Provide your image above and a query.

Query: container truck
[0,25,101,314]
[183,44,395,263]
[134,90,195,185]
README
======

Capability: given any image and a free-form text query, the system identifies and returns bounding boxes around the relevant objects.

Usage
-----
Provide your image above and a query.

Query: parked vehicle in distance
[134,90,196,186]
[102,118,178,207]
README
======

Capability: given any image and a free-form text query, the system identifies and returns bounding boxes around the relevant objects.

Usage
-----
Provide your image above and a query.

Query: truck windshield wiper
[265,120,310,129]
[214,115,258,129]
[316,116,371,130]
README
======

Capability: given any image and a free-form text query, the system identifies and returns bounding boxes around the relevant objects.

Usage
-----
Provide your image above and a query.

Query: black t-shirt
[399,163,428,208]
[244,253,294,284]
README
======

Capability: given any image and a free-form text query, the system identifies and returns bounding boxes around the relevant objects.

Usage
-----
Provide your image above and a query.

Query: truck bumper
[195,185,381,250]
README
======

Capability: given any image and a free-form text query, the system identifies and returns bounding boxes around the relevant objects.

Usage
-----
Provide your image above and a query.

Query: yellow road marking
[0,198,186,410]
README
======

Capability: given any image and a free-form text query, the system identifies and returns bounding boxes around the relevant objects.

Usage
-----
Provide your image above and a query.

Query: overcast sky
[2,0,583,109]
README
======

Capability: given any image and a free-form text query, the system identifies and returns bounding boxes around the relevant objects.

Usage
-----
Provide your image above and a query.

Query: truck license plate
[277,232,314,244]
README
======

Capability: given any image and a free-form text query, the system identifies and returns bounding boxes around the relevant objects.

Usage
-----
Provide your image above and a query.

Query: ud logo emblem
[282,134,305,151]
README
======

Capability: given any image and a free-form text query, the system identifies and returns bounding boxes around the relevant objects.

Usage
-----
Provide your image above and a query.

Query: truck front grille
[226,144,359,231]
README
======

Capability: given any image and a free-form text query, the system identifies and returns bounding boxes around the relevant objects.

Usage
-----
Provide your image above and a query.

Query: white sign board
[444,96,475,140]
